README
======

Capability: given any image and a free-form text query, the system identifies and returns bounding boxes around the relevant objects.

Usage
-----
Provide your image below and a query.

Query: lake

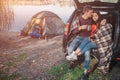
[11,5,75,32]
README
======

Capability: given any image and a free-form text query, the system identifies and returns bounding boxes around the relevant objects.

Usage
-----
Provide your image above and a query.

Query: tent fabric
[21,11,65,37]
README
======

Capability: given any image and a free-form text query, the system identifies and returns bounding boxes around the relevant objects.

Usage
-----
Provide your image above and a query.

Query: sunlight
[1,0,73,6]
[0,0,14,30]
[78,0,118,3]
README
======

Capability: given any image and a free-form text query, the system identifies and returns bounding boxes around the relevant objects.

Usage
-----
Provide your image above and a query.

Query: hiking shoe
[79,73,89,80]
[66,51,77,61]
[69,60,78,69]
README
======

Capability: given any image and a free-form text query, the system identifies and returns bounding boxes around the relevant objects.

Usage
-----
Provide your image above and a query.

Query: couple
[66,5,113,77]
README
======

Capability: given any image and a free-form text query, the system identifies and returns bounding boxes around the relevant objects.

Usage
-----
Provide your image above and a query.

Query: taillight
[64,23,70,36]
[116,58,120,61]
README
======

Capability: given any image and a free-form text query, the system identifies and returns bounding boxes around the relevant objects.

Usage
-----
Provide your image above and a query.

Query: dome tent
[21,11,65,38]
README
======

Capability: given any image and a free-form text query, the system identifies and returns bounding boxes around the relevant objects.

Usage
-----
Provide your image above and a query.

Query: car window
[78,0,118,3]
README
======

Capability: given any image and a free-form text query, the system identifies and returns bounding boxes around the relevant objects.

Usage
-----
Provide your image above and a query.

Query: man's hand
[71,28,79,34]
[79,25,88,30]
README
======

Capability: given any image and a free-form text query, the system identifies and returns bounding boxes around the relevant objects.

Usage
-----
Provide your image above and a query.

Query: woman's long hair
[92,10,102,29]
[92,10,101,24]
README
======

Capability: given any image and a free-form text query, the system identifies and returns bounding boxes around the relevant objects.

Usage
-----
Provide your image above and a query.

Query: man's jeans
[67,36,84,55]
[78,38,97,54]
[67,36,91,69]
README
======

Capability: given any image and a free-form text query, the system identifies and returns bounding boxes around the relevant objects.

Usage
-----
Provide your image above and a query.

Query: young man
[67,5,93,57]
[66,5,93,78]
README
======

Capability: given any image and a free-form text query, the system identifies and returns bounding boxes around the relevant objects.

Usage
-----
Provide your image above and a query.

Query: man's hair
[82,5,93,14]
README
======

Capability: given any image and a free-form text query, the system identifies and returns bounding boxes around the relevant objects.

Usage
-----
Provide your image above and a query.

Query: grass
[50,62,111,80]
[12,53,27,62]
[0,52,112,80]
[0,68,24,80]
[0,53,28,80]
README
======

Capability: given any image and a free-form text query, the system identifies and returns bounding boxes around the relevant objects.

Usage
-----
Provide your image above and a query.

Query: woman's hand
[101,19,107,26]
[89,35,96,42]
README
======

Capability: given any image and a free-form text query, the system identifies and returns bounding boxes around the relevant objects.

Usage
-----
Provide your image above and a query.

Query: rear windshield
[78,0,118,3]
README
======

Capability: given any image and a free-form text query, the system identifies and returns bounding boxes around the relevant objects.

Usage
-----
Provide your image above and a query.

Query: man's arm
[71,25,88,34]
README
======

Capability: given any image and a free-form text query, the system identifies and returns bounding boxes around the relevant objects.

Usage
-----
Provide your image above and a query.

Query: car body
[63,0,120,72]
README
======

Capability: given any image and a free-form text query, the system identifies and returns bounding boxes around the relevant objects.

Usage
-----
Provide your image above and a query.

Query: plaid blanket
[71,17,80,30]
[93,23,113,72]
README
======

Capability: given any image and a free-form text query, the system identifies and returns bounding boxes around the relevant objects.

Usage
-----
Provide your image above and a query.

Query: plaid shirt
[71,17,80,30]
[71,16,92,37]
[93,23,113,64]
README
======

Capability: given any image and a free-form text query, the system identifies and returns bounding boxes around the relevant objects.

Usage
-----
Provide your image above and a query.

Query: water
[11,5,75,32]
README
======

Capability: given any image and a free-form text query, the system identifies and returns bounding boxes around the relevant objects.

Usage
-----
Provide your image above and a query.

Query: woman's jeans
[78,38,97,54]
[67,36,84,55]
[78,38,97,69]
[84,51,90,69]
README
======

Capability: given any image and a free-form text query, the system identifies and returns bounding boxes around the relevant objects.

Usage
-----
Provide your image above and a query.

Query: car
[63,0,120,78]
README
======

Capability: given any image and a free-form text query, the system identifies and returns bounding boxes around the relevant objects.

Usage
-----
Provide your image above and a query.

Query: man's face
[86,10,93,18]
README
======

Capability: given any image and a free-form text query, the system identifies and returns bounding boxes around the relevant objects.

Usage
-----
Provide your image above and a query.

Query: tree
[0,0,14,31]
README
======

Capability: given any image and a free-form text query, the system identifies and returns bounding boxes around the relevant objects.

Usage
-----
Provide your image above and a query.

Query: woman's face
[92,12,99,22]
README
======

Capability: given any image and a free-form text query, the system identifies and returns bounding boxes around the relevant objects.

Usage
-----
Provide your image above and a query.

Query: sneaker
[66,51,77,61]
[79,73,89,80]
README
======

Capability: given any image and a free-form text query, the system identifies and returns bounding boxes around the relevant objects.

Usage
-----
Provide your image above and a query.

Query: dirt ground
[0,31,66,80]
